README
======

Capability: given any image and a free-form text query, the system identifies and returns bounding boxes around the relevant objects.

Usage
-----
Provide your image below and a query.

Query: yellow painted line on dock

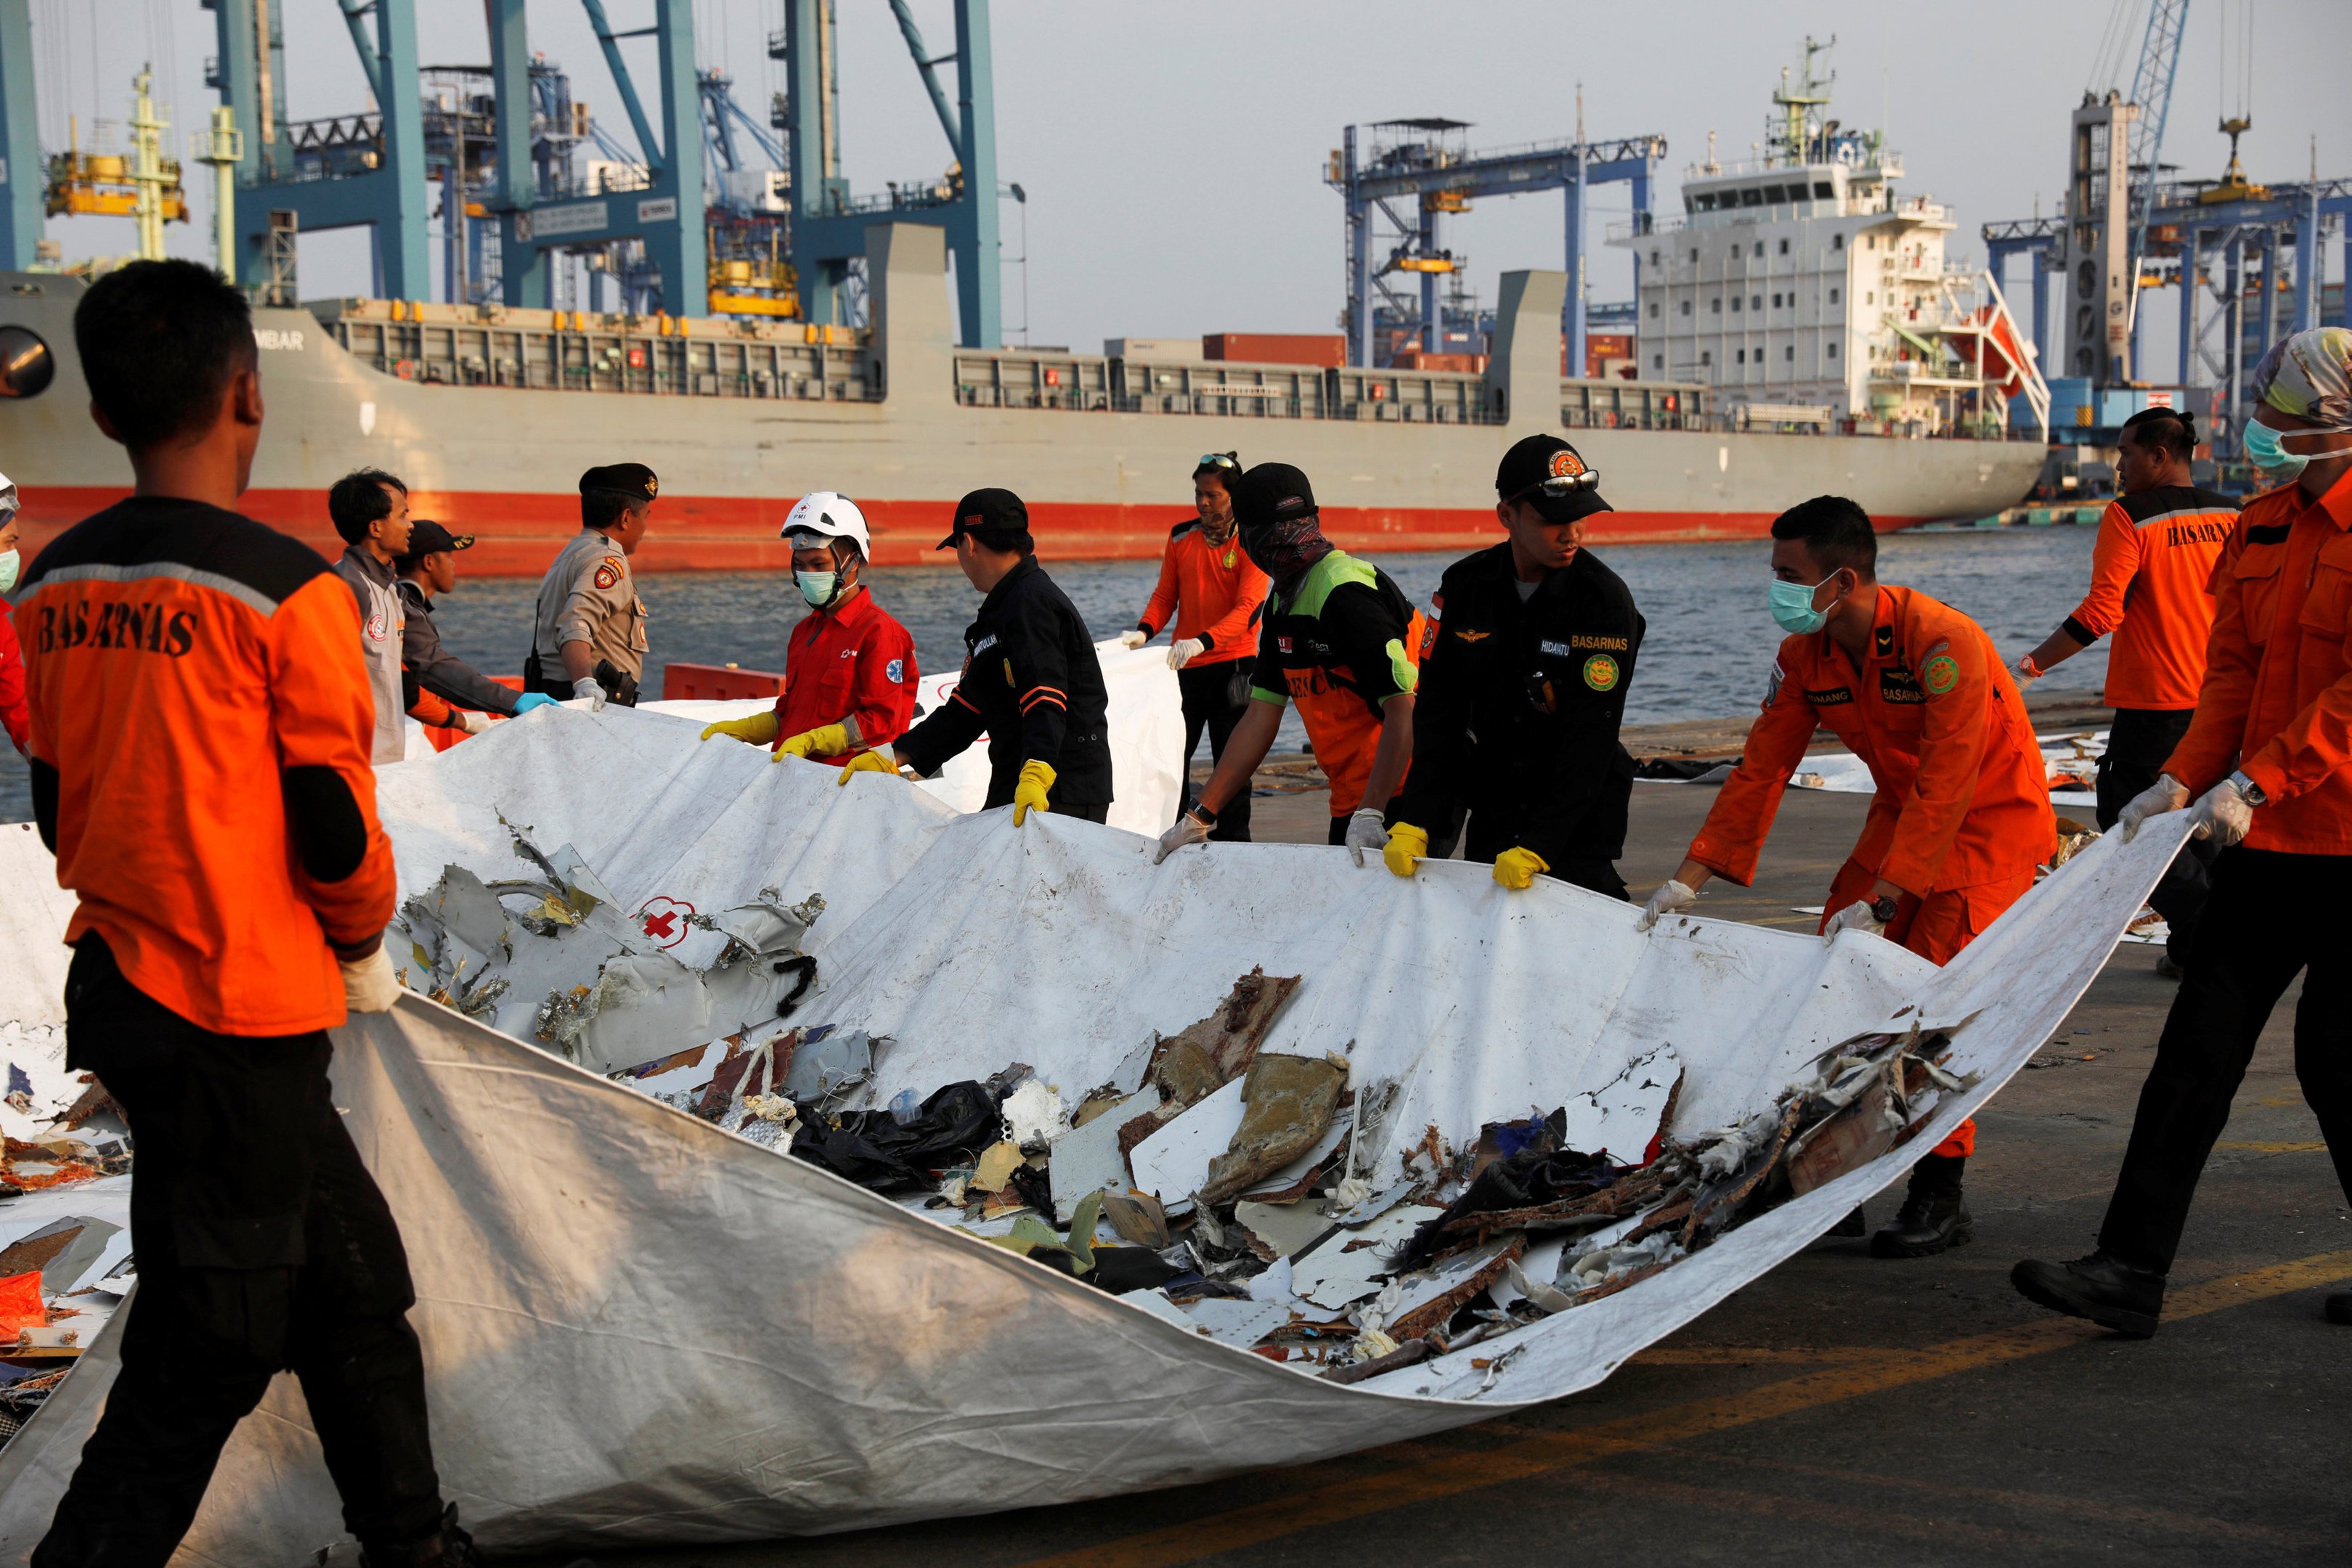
[1020,1249,2352,1568]
[2215,1140,2329,1153]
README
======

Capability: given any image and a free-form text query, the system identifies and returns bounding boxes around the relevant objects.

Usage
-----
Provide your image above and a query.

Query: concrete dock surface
[513,719,2352,1567]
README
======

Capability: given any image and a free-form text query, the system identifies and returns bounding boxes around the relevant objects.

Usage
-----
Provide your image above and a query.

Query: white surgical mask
[795,570,839,609]
[0,547,17,595]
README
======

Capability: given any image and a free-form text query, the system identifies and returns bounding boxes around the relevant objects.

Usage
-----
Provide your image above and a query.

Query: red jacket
[770,587,919,757]
[1136,520,1269,667]
[1690,584,2054,896]
[2164,467,2352,854]
[0,600,25,754]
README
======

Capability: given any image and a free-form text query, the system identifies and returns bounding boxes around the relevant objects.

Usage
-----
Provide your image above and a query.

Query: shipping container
[1203,332,1346,368]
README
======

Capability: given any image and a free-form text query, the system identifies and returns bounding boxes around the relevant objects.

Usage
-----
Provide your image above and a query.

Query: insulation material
[0,707,2192,1563]
[1793,730,2106,809]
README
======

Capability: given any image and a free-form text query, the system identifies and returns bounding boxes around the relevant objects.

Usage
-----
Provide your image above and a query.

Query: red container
[1203,333,1346,368]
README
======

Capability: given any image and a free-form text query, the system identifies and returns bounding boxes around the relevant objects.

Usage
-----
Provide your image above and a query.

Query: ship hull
[0,280,2045,573]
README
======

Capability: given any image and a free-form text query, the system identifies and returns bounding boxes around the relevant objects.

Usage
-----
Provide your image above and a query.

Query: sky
[25,0,2352,378]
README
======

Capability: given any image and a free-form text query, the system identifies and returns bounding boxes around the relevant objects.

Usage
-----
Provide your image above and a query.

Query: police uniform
[895,489,1114,817]
[527,463,654,702]
[1392,436,1645,897]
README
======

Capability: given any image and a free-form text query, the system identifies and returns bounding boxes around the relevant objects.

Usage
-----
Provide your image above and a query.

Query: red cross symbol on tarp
[637,897,695,949]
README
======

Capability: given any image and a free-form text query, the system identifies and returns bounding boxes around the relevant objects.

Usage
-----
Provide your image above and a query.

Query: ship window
[1754,241,1765,257]
[1653,354,1664,369]
[1786,345,1796,361]
[1710,298,1721,314]
[1866,291,1874,305]
[1701,350,1712,366]
[1689,248,1698,263]
[1833,233,1845,250]
[1648,302,1660,318]
[1737,187,1759,207]
[1680,299,1692,316]
[1778,237,1791,255]
[1830,287,1841,303]
[1730,296,1741,313]
[1763,185,1787,205]
[1827,341,1839,358]
[1650,250,1661,266]
[1771,293,1782,308]
[1814,180,1834,198]
[1865,234,1876,250]
[1752,295,1763,310]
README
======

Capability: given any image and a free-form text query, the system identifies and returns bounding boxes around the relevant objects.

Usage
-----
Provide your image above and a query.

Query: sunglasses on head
[1197,453,1240,470]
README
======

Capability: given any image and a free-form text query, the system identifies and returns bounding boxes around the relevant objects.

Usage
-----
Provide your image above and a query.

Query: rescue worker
[526,463,656,709]
[839,489,1113,822]
[17,258,479,1564]
[698,491,918,763]
[0,472,26,754]
[2017,405,2237,973]
[327,468,418,764]
[2014,327,2352,1336]
[1117,452,1269,840]
[1385,434,1645,897]
[1638,494,2055,1257]
[396,520,558,724]
[1155,462,1424,863]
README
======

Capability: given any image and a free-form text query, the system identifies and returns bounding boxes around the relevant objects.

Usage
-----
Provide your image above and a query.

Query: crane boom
[2125,0,2190,327]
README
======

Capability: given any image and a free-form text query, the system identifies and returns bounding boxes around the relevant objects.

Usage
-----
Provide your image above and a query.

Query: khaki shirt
[532,528,647,681]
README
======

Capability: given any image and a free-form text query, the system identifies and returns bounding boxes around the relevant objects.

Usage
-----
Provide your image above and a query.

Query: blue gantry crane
[1325,118,1665,372]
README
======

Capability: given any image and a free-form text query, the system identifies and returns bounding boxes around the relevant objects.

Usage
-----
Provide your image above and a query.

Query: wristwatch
[1868,894,1900,924]
[2229,769,2268,807]
[1187,802,1218,828]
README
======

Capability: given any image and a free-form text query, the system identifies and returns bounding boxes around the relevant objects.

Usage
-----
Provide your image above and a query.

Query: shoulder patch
[1921,653,1961,695]
[1582,653,1621,693]
[1873,624,1895,658]
[1762,658,1784,709]
[593,555,624,591]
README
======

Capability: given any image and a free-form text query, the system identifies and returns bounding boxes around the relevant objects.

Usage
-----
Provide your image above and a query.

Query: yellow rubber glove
[774,722,852,762]
[837,751,900,786]
[699,711,780,746]
[1492,846,1551,891]
[1012,759,1057,825]
[1383,821,1429,878]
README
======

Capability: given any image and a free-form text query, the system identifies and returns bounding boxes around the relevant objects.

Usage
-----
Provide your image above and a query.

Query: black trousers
[1051,800,1110,824]
[1176,658,1253,842]
[2096,848,2352,1273]
[34,939,445,1568]
[1464,813,1628,901]
[2095,706,2214,961]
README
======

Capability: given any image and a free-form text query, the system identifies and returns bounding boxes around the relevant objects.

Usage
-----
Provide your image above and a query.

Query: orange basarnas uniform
[18,497,396,1036]
[2062,486,2237,710]
[2165,468,2352,849]
[1688,584,2056,1160]
[1136,520,1270,666]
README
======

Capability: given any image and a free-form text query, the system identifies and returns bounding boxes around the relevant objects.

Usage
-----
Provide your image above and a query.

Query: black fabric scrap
[1393,1138,1624,1271]
[1083,1247,1187,1296]
[787,1081,1000,1193]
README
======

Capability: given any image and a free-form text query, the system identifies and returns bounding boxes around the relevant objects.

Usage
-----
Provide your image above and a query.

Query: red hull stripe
[13,486,1929,576]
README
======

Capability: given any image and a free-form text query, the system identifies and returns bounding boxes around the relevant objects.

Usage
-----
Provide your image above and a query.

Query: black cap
[579,462,659,502]
[404,519,474,557]
[1232,462,1317,531]
[1495,434,1611,525]
[935,487,1030,550]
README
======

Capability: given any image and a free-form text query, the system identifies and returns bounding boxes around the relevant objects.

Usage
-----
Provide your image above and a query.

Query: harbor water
[0,523,2109,824]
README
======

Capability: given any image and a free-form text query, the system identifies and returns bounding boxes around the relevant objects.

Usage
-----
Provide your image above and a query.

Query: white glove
[1155,809,1211,865]
[1637,878,1698,931]
[2116,772,2191,844]
[2012,654,2041,688]
[1118,629,1149,650]
[2188,772,2256,848]
[572,676,608,712]
[455,709,498,735]
[1821,899,1887,945]
[1343,807,1389,868]
[341,945,402,1014]
[1168,637,1205,670]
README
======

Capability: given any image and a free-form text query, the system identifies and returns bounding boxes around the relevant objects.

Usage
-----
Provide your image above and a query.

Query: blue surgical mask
[0,547,16,597]
[1769,575,1839,634]
[2241,419,2308,480]
[794,570,839,609]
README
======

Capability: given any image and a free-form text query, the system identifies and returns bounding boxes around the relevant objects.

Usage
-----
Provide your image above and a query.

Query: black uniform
[898,557,1114,817]
[1391,542,1645,896]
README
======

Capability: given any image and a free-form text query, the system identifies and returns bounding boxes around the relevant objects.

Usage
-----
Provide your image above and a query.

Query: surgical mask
[2242,418,2311,480]
[794,570,839,609]
[1769,576,1839,635]
[0,548,15,595]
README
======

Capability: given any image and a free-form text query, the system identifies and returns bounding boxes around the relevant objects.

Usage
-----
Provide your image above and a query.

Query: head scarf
[2250,327,2352,430]
[1233,462,1335,592]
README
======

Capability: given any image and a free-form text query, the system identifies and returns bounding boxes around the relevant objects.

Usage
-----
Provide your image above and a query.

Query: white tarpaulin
[0,708,2186,1564]
[1792,730,2108,809]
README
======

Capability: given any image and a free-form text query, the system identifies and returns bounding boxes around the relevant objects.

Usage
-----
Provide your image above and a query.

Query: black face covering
[1240,513,1335,591]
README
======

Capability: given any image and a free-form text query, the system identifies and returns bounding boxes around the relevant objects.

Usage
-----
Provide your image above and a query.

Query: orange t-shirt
[1136,520,1270,667]
[2165,469,2352,854]
[1690,584,2054,896]
[18,497,397,1036]
[2062,486,2237,710]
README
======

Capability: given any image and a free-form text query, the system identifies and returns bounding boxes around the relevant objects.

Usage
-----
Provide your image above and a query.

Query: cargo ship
[0,223,2043,574]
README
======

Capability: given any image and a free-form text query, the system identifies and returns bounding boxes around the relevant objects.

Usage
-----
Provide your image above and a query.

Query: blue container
[2033,377,2094,434]
[2099,389,2149,427]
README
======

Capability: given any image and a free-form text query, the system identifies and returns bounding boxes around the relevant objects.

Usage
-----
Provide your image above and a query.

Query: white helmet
[0,470,17,521]
[782,491,871,560]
